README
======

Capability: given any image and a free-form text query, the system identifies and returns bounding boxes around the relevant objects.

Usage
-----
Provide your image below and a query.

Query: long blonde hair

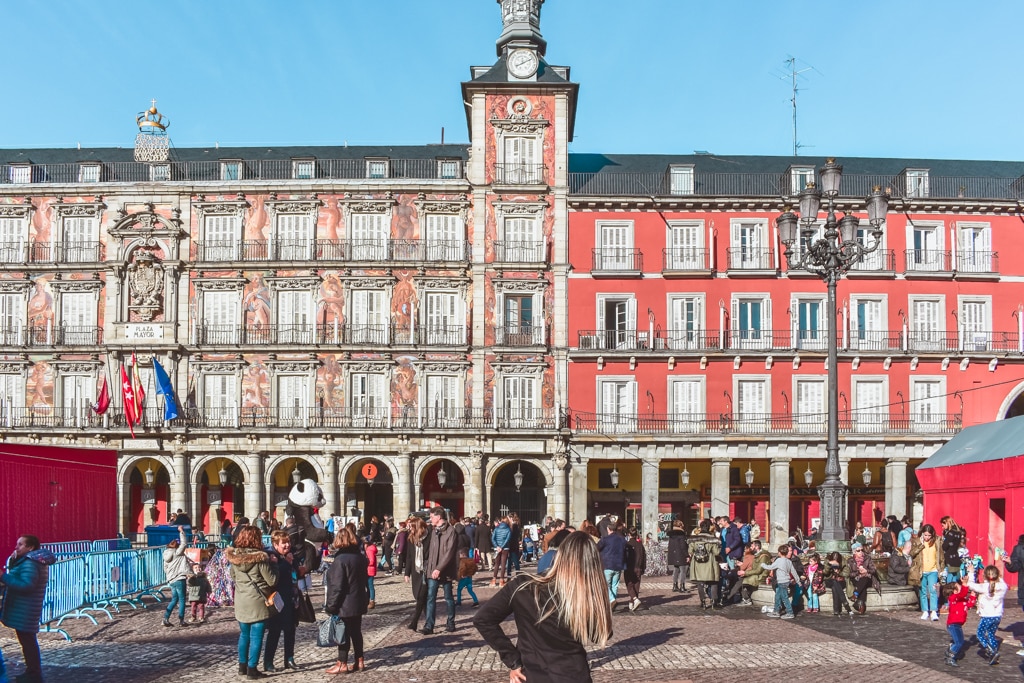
[515,531,612,647]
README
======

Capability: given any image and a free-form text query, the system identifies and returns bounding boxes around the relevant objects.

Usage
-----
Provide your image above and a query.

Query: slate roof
[1,144,469,165]
[566,153,1024,178]
[467,54,572,84]
[917,415,1024,470]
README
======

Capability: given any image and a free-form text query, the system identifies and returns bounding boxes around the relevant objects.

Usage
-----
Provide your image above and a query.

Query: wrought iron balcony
[847,249,896,273]
[192,323,468,347]
[904,249,952,273]
[662,247,711,272]
[956,251,998,274]
[572,411,963,436]
[494,324,546,347]
[493,240,546,263]
[0,241,103,265]
[726,247,775,271]
[568,171,1024,200]
[494,163,546,185]
[591,248,643,273]
[193,239,469,263]
[23,325,104,347]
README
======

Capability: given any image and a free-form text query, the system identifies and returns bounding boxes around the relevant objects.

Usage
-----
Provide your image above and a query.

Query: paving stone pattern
[1,572,1022,682]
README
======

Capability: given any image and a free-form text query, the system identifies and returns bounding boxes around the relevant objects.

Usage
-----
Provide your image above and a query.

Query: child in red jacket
[942,580,975,667]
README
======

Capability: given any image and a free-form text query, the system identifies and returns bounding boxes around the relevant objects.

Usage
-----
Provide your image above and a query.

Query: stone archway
[490,460,548,525]
[999,381,1024,420]
[421,458,466,519]
[125,456,171,534]
[345,457,395,522]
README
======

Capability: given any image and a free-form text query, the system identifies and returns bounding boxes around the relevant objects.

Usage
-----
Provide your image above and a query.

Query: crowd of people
[2,509,1024,681]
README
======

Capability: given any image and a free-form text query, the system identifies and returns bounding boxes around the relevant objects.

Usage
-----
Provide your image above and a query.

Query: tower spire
[496,0,546,56]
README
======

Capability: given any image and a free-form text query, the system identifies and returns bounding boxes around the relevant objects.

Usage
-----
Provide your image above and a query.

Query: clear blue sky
[4,0,1022,161]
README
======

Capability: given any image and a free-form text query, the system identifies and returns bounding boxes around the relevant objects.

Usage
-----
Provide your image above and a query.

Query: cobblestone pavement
[2,574,1023,682]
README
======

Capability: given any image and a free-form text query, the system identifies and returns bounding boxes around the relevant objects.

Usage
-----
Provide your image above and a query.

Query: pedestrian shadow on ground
[589,626,685,665]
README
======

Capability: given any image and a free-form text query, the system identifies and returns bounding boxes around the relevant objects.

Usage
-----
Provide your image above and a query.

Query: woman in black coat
[324,527,369,674]
[665,520,689,592]
[403,515,432,630]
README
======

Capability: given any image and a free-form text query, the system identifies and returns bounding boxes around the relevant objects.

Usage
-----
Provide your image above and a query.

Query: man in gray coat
[421,507,459,635]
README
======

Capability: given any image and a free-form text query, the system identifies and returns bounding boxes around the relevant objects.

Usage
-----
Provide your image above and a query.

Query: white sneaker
[930,611,939,621]
[921,611,930,620]
[629,598,640,611]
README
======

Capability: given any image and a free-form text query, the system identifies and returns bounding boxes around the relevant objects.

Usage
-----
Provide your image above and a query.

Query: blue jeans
[604,569,621,603]
[423,578,455,631]
[774,584,793,615]
[368,576,375,601]
[807,590,819,610]
[919,571,939,612]
[456,577,478,605]
[164,578,186,621]
[238,620,267,668]
[947,623,965,657]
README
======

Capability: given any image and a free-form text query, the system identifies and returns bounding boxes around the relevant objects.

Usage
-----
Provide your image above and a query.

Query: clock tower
[461,0,578,521]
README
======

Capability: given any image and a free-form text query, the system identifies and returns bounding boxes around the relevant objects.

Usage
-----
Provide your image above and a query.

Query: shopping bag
[317,614,347,647]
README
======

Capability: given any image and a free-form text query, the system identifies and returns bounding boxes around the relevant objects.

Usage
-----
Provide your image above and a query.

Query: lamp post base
[812,538,852,556]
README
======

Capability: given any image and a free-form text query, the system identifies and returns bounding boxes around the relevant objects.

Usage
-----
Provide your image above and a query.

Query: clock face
[508,49,539,78]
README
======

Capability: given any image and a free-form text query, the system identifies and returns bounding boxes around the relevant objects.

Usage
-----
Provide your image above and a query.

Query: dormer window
[220,160,243,181]
[905,169,929,197]
[292,159,315,180]
[438,159,461,180]
[669,165,694,195]
[79,164,101,183]
[150,163,170,181]
[8,165,30,184]
[789,165,815,194]
[366,159,389,179]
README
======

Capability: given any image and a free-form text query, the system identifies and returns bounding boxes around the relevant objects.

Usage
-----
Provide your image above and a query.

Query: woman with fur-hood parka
[226,544,278,624]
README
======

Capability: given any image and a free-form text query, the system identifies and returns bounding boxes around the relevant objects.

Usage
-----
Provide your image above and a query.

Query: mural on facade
[394,194,419,240]
[29,198,53,244]
[27,360,52,410]
[28,276,54,334]
[318,271,345,330]
[317,355,343,408]
[244,195,269,242]
[393,355,417,421]
[242,359,269,408]
[485,94,556,185]
[242,272,271,329]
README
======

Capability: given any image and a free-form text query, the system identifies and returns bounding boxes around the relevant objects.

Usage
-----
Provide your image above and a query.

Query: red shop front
[916,415,1024,565]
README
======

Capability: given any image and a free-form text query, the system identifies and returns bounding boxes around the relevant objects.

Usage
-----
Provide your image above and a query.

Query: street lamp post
[777,159,888,553]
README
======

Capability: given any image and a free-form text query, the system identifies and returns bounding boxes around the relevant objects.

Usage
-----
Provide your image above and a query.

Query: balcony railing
[592,248,642,272]
[194,239,469,263]
[191,323,468,347]
[493,240,546,263]
[494,324,546,346]
[662,247,710,271]
[0,242,103,264]
[21,325,104,347]
[904,249,952,273]
[727,248,774,270]
[494,163,546,185]
[572,411,963,436]
[569,171,1024,200]
[0,158,466,185]
[572,328,1022,355]
[847,249,896,273]
[956,251,998,274]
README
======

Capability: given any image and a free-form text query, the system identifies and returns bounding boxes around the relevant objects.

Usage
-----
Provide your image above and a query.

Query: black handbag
[295,592,316,624]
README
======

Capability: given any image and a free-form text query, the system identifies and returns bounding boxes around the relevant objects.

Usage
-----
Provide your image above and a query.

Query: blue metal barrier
[81,549,142,617]
[41,541,91,556]
[90,538,131,552]
[38,557,88,641]
[135,546,169,604]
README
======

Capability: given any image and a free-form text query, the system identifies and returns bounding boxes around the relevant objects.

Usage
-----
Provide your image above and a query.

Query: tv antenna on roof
[776,57,820,156]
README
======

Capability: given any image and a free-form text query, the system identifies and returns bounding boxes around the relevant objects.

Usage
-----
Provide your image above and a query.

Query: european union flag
[152,358,180,421]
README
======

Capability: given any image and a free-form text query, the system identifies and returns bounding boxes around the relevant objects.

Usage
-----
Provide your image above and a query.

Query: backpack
[739,524,751,545]
[692,542,711,563]
[880,530,895,553]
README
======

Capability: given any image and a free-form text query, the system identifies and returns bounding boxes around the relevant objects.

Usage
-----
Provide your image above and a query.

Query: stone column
[394,453,414,521]
[640,458,660,538]
[464,450,485,519]
[118,480,131,537]
[885,458,908,521]
[710,457,730,519]
[170,445,188,519]
[551,451,568,522]
[839,455,850,486]
[569,456,589,526]
[319,449,339,518]
[244,450,263,520]
[769,458,791,548]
